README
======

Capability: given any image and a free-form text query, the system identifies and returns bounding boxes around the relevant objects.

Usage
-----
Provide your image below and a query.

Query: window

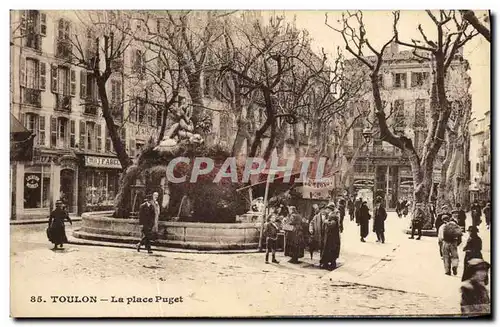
[353,128,364,148]
[393,73,407,88]
[86,122,96,151]
[55,19,72,59]
[22,113,45,146]
[22,10,45,50]
[87,73,98,102]
[85,171,119,208]
[26,58,39,89]
[50,117,69,148]
[136,98,146,123]
[96,124,102,152]
[131,49,146,77]
[476,163,480,172]
[70,120,75,148]
[414,130,427,150]
[414,99,426,127]
[111,80,122,104]
[23,167,51,209]
[411,72,430,88]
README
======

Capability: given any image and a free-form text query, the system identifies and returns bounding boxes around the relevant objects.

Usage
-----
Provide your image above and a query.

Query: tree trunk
[97,78,132,171]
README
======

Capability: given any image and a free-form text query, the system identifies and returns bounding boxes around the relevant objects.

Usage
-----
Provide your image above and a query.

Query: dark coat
[138,202,155,228]
[284,213,305,259]
[264,221,280,240]
[358,204,371,238]
[462,235,483,281]
[471,203,482,218]
[48,208,72,245]
[460,280,490,315]
[456,209,467,228]
[373,204,387,232]
[320,218,341,265]
[483,206,491,224]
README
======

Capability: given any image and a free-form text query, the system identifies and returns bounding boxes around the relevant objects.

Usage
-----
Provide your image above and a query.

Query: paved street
[10,213,490,317]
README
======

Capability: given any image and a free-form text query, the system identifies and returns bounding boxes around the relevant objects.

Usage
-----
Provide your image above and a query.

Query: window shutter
[403,73,408,88]
[97,124,102,152]
[70,69,76,97]
[70,120,75,148]
[80,70,87,99]
[39,62,46,91]
[39,12,47,36]
[38,115,45,146]
[57,19,64,39]
[20,56,26,87]
[79,121,86,149]
[50,116,57,148]
[50,64,58,93]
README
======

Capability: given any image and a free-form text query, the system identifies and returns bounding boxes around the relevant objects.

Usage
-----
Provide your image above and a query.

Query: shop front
[11,152,63,220]
[77,154,122,214]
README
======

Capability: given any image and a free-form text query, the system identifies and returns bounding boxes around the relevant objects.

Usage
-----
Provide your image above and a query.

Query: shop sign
[32,154,58,164]
[25,174,40,189]
[84,156,122,169]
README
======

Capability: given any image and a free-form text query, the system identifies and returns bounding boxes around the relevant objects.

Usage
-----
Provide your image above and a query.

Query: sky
[263,10,490,120]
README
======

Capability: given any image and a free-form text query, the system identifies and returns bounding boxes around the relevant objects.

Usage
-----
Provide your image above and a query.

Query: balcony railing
[55,39,72,60]
[55,94,72,112]
[25,33,42,51]
[22,88,42,107]
[84,101,99,115]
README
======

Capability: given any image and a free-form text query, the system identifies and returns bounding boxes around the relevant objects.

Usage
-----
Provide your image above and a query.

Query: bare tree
[327,10,478,227]
[460,10,490,43]
[70,11,135,171]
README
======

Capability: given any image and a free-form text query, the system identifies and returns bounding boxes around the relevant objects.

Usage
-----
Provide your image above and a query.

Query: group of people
[262,201,343,270]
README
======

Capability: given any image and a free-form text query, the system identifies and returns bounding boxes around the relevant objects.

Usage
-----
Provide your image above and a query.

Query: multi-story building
[469,110,490,202]
[343,43,471,209]
[9,10,240,220]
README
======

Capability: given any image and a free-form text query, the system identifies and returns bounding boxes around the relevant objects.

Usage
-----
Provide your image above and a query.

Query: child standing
[264,213,280,264]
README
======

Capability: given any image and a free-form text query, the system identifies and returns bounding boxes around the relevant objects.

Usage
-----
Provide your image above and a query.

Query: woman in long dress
[47,200,72,250]
[358,201,371,242]
[320,209,341,270]
[284,206,306,264]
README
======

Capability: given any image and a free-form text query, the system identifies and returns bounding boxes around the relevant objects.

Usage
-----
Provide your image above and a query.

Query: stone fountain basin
[73,211,262,250]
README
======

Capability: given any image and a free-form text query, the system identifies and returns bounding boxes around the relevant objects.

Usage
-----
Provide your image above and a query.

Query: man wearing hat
[462,225,483,281]
[460,259,490,315]
[435,204,452,232]
[137,194,156,254]
[409,202,425,240]
[470,200,483,227]
[452,203,467,233]
[441,216,463,275]
[437,214,451,258]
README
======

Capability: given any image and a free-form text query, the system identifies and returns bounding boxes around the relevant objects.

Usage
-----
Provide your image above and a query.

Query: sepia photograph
[8,8,491,318]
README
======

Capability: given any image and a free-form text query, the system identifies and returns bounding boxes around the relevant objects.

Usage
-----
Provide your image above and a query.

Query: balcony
[25,33,42,51]
[22,88,41,107]
[84,101,99,115]
[110,104,124,121]
[55,94,72,112]
[55,39,72,60]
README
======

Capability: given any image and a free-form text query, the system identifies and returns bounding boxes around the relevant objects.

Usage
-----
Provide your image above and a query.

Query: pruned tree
[70,10,135,171]
[219,14,317,160]
[460,10,490,43]
[327,10,478,228]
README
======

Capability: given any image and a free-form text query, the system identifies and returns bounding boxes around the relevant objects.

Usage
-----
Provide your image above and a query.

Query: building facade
[343,43,470,209]
[10,10,238,219]
[469,110,490,202]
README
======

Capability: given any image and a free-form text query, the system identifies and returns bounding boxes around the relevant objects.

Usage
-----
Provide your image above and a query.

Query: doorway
[60,169,75,213]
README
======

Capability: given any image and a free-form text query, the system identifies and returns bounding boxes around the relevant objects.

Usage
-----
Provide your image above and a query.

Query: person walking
[347,198,354,221]
[483,202,491,230]
[462,226,483,281]
[453,203,467,233]
[460,259,490,315]
[435,204,452,232]
[338,198,346,229]
[373,196,387,243]
[320,208,341,270]
[354,197,363,224]
[470,200,483,227]
[358,201,371,242]
[437,214,451,259]
[409,202,425,240]
[263,213,280,264]
[47,200,72,250]
[442,217,463,276]
[137,194,156,254]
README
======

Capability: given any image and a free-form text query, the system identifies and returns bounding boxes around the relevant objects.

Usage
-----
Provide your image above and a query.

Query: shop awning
[10,113,34,162]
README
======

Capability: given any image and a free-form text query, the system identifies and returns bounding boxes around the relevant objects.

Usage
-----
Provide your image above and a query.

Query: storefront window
[85,171,119,207]
[24,166,51,209]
